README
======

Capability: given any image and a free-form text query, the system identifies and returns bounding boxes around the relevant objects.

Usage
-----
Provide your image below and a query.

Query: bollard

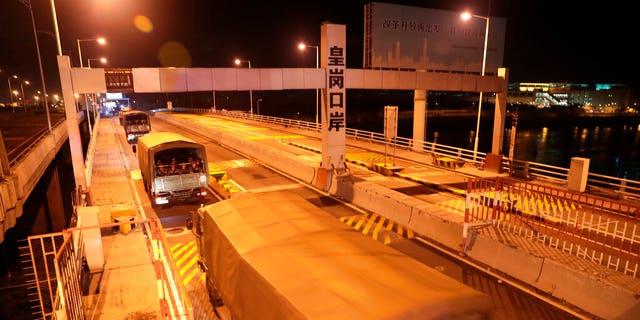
[111,208,136,234]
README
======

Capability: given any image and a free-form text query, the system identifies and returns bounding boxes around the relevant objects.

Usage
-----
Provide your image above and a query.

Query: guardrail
[156,108,640,200]
[465,176,640,278]
[7,117,66,167]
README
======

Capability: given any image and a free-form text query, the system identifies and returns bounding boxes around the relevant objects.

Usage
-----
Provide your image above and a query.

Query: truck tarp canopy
[199,191,493,320]
[137,131,196,149]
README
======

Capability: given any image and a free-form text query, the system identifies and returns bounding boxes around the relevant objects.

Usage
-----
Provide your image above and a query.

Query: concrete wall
[157,112,639,319]
[0,121,69,243]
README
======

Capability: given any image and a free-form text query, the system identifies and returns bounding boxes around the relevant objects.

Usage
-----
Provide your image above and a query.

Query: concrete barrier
[0,121,68,243]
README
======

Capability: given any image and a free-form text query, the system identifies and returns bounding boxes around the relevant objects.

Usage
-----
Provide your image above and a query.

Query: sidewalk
[81,116,161,319]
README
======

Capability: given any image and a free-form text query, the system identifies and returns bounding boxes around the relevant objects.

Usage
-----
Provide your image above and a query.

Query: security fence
[464,177,640,278]
[24,233,66,319]
[24,219,192,320]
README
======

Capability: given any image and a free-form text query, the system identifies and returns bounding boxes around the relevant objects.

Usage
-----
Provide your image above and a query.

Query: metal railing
[179,108,486,164]
[7,117,65,167]
[465,177,640,278]
[175,107,639,199]
[45,219,193,320]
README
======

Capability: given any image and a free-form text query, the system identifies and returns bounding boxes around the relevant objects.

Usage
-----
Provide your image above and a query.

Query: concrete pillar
[57,55,87,189]
[320,23,347,171]
[568,157,590,192]
[412,90,426,152]
[491,68,509,155]
[46,167,67,231]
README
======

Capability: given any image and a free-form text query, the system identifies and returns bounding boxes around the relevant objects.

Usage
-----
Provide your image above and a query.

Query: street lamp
[88,57,107,68]
[234,58,253,114]
[256,98,263,115]
[12,90,20,112]
[7,75,29,112]
[7,75,17,108]
[77,37,106,68]
[298,42,320,128]
[461,11,490,162]
[19,0,51,131]
[20,80,30,112]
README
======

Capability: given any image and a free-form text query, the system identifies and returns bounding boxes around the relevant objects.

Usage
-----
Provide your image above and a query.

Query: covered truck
[122,110,151,145]
[137,132,209,206]
[187,190,494,320]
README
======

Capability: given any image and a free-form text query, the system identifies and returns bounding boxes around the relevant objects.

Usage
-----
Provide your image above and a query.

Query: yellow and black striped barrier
[340,212,414,245]
[208,163,240,199]
[433,155,465,170]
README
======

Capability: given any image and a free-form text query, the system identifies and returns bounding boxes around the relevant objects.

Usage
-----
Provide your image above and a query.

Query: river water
[346,111,640,180]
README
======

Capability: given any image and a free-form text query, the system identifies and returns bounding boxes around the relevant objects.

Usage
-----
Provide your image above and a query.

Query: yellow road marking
[396,224,403,237]
[175,245,197,267]
[179,256,198,276]
[386,220,394,231]
[171,240,194,257]
[182,267,200,286]
[372,217,386,241]
[406,228,414,239]
[362,214,378,235]
[354,212,371,230]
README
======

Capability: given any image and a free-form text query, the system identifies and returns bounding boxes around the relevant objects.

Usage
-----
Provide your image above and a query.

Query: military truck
[187,190,493,320]
[122,110,151,146]
[137,132,208,206]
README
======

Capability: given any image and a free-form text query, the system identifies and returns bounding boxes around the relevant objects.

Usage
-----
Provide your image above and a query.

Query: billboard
[363,2,506,74]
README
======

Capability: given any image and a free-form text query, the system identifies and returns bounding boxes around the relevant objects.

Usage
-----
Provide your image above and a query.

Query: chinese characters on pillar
[327,46,345,132]
[321,23,346,170]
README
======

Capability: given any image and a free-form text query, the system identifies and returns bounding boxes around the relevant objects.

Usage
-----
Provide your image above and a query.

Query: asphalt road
[149,115,587,320]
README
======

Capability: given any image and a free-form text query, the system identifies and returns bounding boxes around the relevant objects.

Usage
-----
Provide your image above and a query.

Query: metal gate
[464,177,640,277]
[24,233,67,319]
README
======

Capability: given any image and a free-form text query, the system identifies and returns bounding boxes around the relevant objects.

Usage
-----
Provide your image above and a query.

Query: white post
[473,16,490,162]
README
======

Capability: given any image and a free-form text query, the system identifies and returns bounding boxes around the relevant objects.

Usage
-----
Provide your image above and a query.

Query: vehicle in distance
[187,190,494,320]
[137,132,208,206]
[118,106,132,125]
[122,110,151,146]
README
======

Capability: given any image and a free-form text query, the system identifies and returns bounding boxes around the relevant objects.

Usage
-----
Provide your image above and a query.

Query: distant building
[507,82,638,113]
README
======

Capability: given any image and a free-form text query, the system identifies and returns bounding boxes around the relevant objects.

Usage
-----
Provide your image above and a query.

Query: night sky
[1,0,638,100]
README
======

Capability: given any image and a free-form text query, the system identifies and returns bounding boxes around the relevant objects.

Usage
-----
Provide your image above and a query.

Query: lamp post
[234,58,253,114]
[88,57,107,68]
[461,11,490,162]
[298,42,319,128]
[7,76,29,112]
[12,91,19,106]
[256,98,262,115]
[77,37,106,68]
[84,57,105,136]
[7,75,16,110]
[19,0,51,131]
[20,80,30,112]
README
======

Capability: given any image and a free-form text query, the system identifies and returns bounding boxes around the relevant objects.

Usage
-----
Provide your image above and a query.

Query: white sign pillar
[412,89,426,152]
[58,55,87,189]
[491,67,509,155]
[320,23,347,170]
